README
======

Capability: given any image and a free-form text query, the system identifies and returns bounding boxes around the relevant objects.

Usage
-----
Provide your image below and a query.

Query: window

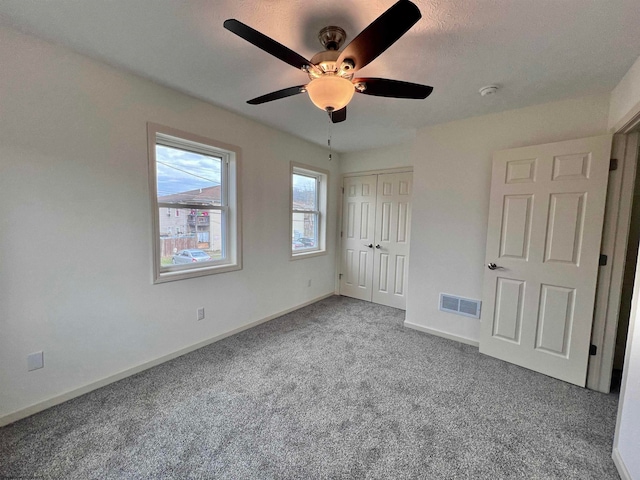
[291,163,328,258]
[148,123,241,283]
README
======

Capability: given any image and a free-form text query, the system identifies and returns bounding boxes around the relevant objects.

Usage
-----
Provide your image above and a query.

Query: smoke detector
[479,85,500,96]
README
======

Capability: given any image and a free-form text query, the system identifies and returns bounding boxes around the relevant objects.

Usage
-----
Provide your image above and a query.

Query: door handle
[364,244,373,248]
[487,263,502,270]
[375,244,381,249]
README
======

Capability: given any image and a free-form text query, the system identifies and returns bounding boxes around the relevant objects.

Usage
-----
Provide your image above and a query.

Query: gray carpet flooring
[0,296,620,479]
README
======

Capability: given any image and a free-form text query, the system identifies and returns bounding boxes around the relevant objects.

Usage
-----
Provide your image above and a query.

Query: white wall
[0,26,339,422]
[340,141,414,174]
[342,94,610,343]
[609,54,640,131]
[407,96,610,341]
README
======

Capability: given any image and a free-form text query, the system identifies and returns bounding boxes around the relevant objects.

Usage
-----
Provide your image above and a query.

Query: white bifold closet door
[340,172,412,310]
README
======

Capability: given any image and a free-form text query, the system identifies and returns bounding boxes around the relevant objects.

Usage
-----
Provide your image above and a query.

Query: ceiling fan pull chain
[328,121,333,161]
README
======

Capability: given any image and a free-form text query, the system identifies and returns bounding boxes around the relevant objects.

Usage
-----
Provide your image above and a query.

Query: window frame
[290,162,328,259]
[148,123,242,283]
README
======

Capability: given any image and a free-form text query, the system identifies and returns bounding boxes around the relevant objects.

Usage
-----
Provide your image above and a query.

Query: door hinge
[339,273,343,279]
[342,187,344,194]
[589,344,597,356]
[610,158,618,171]
[340,231,343,238]
[599,254,608,266]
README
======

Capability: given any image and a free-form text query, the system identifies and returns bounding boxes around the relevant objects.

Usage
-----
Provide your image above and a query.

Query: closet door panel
[340,175,377,301]
[372,172,412,309]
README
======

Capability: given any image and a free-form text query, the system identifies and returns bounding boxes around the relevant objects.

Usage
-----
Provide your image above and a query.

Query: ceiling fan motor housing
[308,50,355,79]
[318,26,347,51]
[313,27,356,78]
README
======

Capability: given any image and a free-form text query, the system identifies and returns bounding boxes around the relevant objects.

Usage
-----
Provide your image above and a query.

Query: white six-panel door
[480,135,612,386]
[372,172,412,309]
[340,172,412,310]
[340,175,377,301]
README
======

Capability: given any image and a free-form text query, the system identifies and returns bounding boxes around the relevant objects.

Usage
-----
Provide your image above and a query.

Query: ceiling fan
[223,0,433,123]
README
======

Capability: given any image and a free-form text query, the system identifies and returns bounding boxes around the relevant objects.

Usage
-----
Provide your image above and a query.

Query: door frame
[588,113,640,392]
[341,166,414,178]
[337,166,413,296]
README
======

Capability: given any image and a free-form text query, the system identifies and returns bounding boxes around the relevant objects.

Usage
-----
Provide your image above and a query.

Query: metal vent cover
[439,293,481,319]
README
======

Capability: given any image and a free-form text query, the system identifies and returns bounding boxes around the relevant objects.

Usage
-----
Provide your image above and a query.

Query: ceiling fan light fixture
[306,76,355,112]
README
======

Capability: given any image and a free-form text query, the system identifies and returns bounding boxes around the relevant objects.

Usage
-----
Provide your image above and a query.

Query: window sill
[154,263,241,284]
[290,249,327,261]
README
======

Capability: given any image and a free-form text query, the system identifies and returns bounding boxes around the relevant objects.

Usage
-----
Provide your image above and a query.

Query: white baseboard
[612,447,632,480]
[0,293,335,427]
[403,321,480,348]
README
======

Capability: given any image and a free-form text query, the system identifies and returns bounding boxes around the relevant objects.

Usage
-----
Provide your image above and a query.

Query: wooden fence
[160,235,198,258]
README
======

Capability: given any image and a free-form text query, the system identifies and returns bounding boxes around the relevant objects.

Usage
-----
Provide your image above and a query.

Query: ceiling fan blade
[224,19,314,71]
[247,85,306,105]
[336,0,421,71]
[329,107,347,123]
[354,78,433,99]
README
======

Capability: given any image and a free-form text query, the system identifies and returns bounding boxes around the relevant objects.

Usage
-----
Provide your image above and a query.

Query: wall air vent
[439,293,482,319]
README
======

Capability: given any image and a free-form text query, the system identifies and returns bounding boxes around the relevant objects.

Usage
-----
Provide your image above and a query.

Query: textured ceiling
[1,0,639,152]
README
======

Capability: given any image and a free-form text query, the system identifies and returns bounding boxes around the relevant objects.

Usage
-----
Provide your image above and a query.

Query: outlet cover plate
[28,351,44,371]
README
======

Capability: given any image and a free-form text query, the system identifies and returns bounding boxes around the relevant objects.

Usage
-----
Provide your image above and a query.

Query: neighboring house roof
[158,185,221,205]
[292,201,315,211]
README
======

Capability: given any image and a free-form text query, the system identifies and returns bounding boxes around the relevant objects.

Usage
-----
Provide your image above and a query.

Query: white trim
[147,122,242,283]
[587,133,638,392]
[611,97,640,134]
[342,166,413,177]
[589,117,640,391]
[290,250,327,261]
[334,174,345,295]
[0,293,335,427]
[403,321,480,348]
[290,162,329,259]
[613,448,632,480]
[337,168,414,297]
[610,110,640,480]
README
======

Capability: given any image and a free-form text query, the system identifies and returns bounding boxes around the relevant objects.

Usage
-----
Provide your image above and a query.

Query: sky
[156,145,221,197]
[292,173,315,191]
[156,144,316,206]
[292,173,317,209]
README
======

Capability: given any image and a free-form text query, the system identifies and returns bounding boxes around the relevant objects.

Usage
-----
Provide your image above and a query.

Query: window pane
[292,212,318,251]
[159,208,224,266]
[292,173,317,211]
[156,144,222,206]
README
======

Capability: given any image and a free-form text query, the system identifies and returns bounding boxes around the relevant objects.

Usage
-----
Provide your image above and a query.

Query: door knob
[375,244,381,249]
[364,244,373,248]
[487,263,501,270]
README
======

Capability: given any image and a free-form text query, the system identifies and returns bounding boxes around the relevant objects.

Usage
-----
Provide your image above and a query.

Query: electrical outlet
[197,307,205,321]
[28,351,44,371]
